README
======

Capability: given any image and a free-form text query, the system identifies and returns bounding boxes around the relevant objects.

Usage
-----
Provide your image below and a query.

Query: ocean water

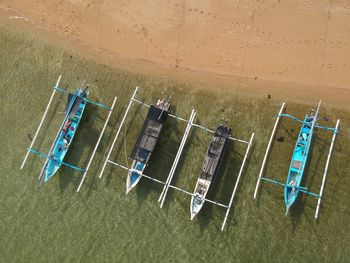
[1,25,349,262]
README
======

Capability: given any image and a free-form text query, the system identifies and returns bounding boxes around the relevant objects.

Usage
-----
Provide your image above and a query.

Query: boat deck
[130,105,168,163]
[284,115,315,207]
[199,125,231,182]
[45,93,87,181]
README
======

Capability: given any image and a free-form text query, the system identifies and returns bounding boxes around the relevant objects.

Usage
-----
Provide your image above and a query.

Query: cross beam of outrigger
[99,86,255,231]
[253,101,340,219]
[20,75,117,191]
[27,148,87,172]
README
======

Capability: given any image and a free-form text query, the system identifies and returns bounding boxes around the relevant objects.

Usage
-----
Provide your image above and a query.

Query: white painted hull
[190,178,211,220]
[126,160,145,194]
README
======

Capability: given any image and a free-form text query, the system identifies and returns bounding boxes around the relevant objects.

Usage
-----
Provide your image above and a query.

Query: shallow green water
[0,25,349,262]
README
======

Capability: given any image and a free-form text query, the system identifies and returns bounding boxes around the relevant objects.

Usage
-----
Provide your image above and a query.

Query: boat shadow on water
[254,119,298,207]
[57,105,102,194]
[102,103,143,189]
[135,115,197,205]
[86,108,124,195]
[24,93,64,178]
[289,134,328,232]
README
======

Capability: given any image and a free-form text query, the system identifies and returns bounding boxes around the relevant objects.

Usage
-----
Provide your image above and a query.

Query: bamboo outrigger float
[99,87,255,231]
[190,122,231,219]
[20,75,117,191]
[253,101,340,219]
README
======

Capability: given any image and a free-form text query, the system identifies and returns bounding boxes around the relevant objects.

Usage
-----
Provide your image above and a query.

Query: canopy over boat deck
[130,105,168,163]
[199,124,231,182]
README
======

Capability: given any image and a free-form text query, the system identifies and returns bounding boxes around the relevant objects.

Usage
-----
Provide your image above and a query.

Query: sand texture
[0,1,350,101]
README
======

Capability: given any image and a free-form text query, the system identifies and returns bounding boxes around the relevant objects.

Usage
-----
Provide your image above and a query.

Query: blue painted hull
[284,114,315,212]
[44,90,87,182]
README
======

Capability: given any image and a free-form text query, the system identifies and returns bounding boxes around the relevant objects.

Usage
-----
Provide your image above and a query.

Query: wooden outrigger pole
[221,132,254,231]
[314,119,340,219]
[76,96,117,192]
[253,101,340,219]
[99,87,139,179]
[20,75,117,191]
[158,109,196,208]
[20,75,62,170]
[253,103,285,199]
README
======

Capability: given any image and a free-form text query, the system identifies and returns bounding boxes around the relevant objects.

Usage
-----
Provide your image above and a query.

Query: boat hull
[190,178,212,220]
[127,101,169,193]
[126,160,145,194]
[44,90,87,182]
[284,114,314,213]
[190,124,230,219]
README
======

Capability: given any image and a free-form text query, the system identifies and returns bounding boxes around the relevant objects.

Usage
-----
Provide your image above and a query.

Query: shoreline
[0,5,349,110]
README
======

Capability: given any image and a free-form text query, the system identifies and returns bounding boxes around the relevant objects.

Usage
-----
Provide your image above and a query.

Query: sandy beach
[0,0,349,106]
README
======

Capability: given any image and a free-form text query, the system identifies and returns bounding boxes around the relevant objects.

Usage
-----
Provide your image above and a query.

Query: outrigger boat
[21,75,116,191]
[41,86,89,183]
[284,109,317,215]
[126,96,171,193]
[254,101,341,219]
[190,122,231,220]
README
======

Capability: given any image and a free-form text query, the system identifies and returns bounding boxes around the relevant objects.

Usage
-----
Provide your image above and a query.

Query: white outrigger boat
[126,96,171,193]
[190,122,231,219]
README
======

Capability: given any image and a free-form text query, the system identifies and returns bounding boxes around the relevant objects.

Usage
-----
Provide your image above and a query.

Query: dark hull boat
[190,123,231,219]
[126,97,170,193]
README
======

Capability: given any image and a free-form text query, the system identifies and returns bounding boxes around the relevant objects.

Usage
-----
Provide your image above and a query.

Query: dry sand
[1,0,349,106]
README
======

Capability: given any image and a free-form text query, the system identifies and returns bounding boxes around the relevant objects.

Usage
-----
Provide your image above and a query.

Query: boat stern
[44,158,61,182]
[126,161,145,194]
[190,194,205,220]
[284,183,299,215]
[285,205,291,216]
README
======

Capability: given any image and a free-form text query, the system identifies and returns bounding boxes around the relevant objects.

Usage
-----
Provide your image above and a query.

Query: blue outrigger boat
[43,88,88,182]
[21,75,115,189]
[254,101,341,219]
[284,112,316,215]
